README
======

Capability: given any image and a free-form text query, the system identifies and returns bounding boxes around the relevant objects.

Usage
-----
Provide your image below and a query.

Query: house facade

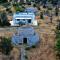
[12,26,40,46]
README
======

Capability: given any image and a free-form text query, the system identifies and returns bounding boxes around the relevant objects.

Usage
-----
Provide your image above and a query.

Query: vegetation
[56,39,60,51]
[43,4,46,8]
[25,45,36,50]
[50,16,53,23]
[55,29,60,59]
[6,8,11,12]
[24,55,28,59]
[48,7,52,10]
[15,7,24,12]
[55,7,59,16]
[0,12,11,26]
[48,0,58,5]
[56,21,60,30]
[25,47,30,50]
[1,37,13,55]
[13,3,25,12]
[33,4,36,7]
[40,12,44,19]
[0,0,7,3]
[13,2,22,7]
[31,45,36,48]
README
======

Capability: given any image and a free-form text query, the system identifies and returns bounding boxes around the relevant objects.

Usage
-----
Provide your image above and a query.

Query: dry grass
[27,16,59,60]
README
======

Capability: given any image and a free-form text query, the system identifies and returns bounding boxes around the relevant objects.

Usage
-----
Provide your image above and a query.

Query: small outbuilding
[11,26,40,47]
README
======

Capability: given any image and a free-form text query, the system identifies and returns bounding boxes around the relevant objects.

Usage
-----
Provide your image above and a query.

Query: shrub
[40,12,44,19]
[0,12,11,26]
[15,6,24,12]
[6,8,10,11]
[43,4,46,8]
[56,30,60,38]
[25,47,30,50]
[33,4,36,7]
[55,7,59,16]
[1,37,13,55]
[56,52,60,59]
[24,55,28,59]
[48,7,52,10]
[55,29,60,59]
[32,45,36,48]
[56,39,60,52]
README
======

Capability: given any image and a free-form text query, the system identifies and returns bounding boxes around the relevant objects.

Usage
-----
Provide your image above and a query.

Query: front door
[23,38,27,44]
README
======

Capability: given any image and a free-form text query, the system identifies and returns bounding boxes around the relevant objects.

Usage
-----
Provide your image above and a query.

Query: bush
[56,30,60,38]
[40,12,44,19]
[13,3,25,12]
[25,47,30,50]
[15,6,24,12]
[56,39,60,52]
[13,3,22,7]
[56,22,60,30]
[1,37,13,55]
[56,53,60,59]
[24,55,28,59]
[48,7,52,10]
[37,7,40,10]
[55,29,60,59]
[33,4,36,7]
[6,8,10,11]
[0,12,11,26]
[55,7,59,16]
[0,0,7,3]
[32,45,36,48]
[13,3,16,6]
[43,5,46,8]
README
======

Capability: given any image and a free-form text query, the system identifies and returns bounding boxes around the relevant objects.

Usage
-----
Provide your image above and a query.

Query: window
[28,19,31,23]
[16,19,20,21]
[23,19,25,21]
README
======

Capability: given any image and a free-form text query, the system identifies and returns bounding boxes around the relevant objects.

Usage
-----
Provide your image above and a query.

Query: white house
[10,12,38,26]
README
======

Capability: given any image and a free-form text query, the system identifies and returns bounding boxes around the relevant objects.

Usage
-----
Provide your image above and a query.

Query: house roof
[16,26,35,35]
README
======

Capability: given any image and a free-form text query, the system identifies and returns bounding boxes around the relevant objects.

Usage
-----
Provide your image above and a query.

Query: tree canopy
[0,0,7,3]
[0,12,11,26]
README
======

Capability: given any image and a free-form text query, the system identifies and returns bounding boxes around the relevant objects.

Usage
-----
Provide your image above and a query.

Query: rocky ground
[27,19,57,60]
